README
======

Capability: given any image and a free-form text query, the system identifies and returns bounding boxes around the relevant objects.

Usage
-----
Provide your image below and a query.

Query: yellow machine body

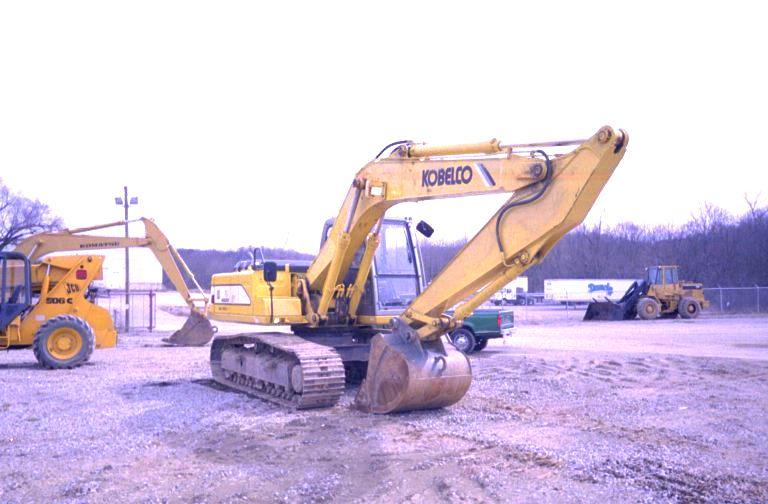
[10,217,215,347]
[1,217,217,369]
[208,126,629,413]
[2,255,117,350]
[210,267,305,325]
[643,265,710,318]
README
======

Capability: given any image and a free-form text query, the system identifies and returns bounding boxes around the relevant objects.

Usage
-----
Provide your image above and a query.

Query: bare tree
[744,193,765,221]
[0,179,62,251]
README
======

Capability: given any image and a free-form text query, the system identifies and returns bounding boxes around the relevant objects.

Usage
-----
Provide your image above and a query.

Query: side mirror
[416,220,434,238]
[263,261,278,283]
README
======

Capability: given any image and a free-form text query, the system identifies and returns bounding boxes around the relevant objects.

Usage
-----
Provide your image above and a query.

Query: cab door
[665,266,683,298]
[371,220,424,318]
[0,252,32,331]
[319,218,425,319]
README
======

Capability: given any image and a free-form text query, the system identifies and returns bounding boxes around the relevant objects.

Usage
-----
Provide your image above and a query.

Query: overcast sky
[1,2,766,254]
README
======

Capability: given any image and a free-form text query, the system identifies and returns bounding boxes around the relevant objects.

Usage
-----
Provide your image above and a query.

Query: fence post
[149,290,155,332]
[757,285,761,313]
[719,287,723,312]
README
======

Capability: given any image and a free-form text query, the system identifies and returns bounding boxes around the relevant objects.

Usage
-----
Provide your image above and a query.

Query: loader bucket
[583,301,625,321]
[162,310,216,346]
[354,332,472,414]
[583,281,647,321]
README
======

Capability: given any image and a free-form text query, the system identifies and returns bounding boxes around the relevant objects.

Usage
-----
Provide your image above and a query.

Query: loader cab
[321,218,425,318]
[0,252,32,331]
[646,265,679,286]
[646,265,683,301]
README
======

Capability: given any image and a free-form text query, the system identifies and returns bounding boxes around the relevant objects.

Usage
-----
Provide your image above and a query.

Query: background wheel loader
[208,125,628,414]
[0,218,215,369]
[583,265,709,321]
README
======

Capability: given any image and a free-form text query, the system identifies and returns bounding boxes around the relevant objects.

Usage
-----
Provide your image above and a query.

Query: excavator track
[210,333,346,409]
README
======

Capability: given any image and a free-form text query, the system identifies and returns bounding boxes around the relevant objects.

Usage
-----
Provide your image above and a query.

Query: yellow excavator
[208,126,628,413]
[0,218,214,369]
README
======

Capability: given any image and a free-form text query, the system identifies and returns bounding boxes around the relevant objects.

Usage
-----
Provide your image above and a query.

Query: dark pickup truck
[449,308,514,354]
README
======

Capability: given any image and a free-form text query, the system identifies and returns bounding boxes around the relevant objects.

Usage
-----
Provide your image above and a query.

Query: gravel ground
[1,314,767,503]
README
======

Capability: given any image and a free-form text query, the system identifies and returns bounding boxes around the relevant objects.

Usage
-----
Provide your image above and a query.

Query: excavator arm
[310,126,629,413]
[13,218,215,346]
[309,126,627,337]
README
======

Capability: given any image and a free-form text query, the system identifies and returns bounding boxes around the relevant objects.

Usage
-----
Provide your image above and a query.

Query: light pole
[114,187,138,332]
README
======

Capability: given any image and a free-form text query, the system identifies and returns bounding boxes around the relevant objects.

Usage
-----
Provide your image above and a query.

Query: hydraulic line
[494,150,553,258]
[375,140,411,160]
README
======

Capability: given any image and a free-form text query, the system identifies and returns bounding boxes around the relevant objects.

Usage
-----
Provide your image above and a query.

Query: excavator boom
[13,218,214,346]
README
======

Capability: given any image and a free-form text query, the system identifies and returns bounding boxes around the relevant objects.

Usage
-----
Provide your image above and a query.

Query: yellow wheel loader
[0,218,215,369]
[208,126,629,413]
[584,265,709,321]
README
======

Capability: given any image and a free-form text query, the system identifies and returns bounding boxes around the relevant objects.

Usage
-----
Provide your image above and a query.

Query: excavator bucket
[162,310,216,346]
[354,331,472,414]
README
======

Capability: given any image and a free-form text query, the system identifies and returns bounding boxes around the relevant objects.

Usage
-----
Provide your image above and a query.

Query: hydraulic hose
[494,150,554,257]
[375,140,411,160]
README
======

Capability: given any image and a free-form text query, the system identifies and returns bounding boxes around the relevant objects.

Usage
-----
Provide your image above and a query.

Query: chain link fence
[94,289,158,332]
[703,287,766,314]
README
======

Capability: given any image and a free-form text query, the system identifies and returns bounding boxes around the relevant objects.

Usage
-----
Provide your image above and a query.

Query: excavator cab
[321,218,425,320]
[0,252,32,336]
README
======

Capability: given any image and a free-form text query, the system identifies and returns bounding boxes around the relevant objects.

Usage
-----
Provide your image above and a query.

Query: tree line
[2,179,765,292]
[167,201,767,292]
[163,247,313,289]
[421,201,768,291]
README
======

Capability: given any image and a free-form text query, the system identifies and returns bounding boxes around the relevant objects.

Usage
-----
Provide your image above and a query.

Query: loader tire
[678,297,701,319]
[450,328,476,355]
[33,315,95,369]
[637,297,660,320]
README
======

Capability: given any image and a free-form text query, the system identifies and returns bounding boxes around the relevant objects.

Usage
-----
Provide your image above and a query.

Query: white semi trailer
[544,278,638,304]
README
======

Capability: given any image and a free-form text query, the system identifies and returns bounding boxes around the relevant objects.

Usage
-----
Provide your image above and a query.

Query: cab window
[374,222,419,308]
[1,257,26,305]
[647,267,658,284]
[374,224,414,275]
